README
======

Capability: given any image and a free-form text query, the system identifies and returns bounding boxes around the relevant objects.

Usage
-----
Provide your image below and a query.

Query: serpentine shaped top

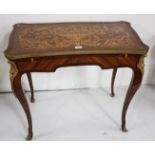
[5,21,149,59]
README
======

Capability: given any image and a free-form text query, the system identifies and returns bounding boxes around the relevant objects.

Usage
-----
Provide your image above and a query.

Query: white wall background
[0,14,155,92]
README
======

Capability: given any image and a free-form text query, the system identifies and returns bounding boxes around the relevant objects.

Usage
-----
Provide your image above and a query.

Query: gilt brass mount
[8,61,18,96]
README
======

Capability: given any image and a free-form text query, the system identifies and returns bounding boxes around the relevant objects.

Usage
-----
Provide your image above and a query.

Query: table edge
[5,49,148,60]
[4,21,149,60]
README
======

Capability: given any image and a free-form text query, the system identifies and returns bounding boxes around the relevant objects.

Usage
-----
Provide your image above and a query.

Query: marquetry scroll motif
[15,23,144,51]
[137,56,144,74]
[8,61,18,96]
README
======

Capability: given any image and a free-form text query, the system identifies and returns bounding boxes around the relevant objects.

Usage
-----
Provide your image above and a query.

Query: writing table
[4,22,149,140]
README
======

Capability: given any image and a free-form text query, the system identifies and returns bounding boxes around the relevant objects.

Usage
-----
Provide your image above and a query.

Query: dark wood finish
[121,67,143,132]
[26,73,35,103]
[12,73,33,140]
[111,68,117,97]
[4,22,149,140]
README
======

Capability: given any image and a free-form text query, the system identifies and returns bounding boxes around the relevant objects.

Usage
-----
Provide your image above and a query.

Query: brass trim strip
[137,56,145,74]
[5,49,147,60]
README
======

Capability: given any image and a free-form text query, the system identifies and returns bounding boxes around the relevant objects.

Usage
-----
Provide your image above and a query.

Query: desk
[4,22,149,140]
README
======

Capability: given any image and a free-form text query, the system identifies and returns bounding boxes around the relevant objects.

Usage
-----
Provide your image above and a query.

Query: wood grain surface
[5,22,148,60]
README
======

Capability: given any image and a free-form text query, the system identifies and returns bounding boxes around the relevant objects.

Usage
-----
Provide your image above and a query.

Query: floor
[0,85,155,141]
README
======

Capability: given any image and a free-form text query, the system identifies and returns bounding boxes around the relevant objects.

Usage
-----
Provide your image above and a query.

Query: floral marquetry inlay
[5,22,148,59]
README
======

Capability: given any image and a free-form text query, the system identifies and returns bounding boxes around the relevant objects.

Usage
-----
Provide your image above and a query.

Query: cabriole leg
[111,68,117,97]
[121,64,143,132]
[12,73,33,140]
[9,61,33,140]
[27,72,35,103]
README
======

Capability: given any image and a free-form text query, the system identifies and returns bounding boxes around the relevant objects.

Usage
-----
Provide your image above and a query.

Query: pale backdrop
[0,14,155,92]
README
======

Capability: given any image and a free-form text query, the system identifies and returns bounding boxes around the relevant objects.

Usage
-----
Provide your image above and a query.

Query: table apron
[14,55,141,73]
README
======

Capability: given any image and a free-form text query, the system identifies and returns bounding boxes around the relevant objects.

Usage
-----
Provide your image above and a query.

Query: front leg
[121,56,144,132]
[9,61,33,140]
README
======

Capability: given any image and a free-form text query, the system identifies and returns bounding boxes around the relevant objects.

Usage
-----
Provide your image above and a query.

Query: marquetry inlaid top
[5,21,149,59]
